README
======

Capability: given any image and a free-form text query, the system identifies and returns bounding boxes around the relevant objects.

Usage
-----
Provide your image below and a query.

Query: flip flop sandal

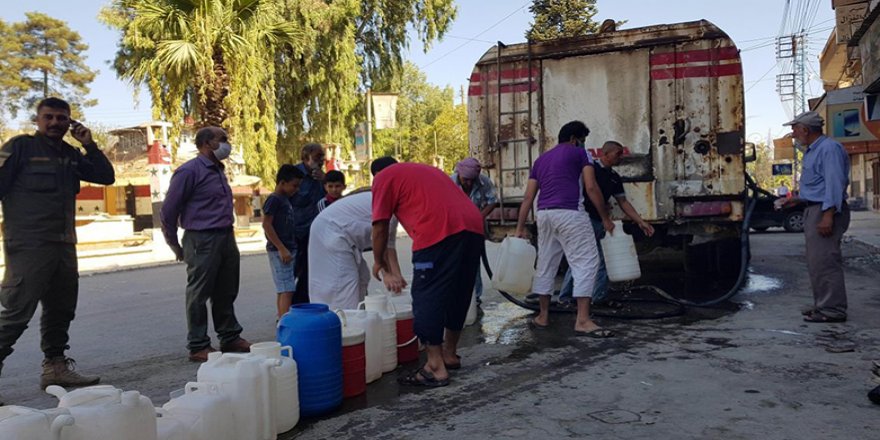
[529,317,549,329]
[801,307,819,316]
[803,311,847,323]
[397,367,449,387]
[445,354,462,370]
[575,328,615,338]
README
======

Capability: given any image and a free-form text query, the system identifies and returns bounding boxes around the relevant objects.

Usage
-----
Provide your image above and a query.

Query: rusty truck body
[468,20,750,287]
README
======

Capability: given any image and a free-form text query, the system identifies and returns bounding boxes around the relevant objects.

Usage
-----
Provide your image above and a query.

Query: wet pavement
[287,231,880,439]
[1,230,878,439]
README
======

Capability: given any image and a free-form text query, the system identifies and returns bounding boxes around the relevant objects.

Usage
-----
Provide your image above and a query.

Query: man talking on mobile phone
[0,97,115,401]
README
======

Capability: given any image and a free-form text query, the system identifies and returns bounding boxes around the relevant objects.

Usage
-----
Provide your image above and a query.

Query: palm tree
[101,0,305,179]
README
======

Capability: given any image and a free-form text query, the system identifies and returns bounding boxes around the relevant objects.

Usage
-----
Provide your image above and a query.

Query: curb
[78,249,268,277]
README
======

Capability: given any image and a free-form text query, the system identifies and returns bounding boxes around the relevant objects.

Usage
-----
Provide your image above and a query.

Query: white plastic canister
[154,409,190,440]
[48,385,157,440]
[0,406,73,440]
[464,291,478,326]
[338,309,383,383]
[491,237,536,294]
[250,341,299,433]
[600,220,642,282]
[358,294,398,372]
[161,382,234,440]
[196,353,276,440]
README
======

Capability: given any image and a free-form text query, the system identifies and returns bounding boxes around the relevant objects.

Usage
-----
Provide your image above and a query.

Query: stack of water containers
[0,294,426,440]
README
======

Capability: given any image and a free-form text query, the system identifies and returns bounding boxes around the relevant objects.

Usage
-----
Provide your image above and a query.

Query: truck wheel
[783,211,805,233]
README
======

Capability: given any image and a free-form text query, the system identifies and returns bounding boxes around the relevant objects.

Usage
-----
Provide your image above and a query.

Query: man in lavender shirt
[161,126,251,362]
[515,121,614,337]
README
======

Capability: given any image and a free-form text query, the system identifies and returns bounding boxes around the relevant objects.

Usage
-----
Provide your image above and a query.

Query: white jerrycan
[600,220,642,282]
[0,406,74,440]
[250,341,300,433]
[154,408,190,440]
[47,385,157,440]
[358,293,398,373]
[464,291,478,326]
[338,309,383,383]
[196,352,276,440]
[161,382,234,440]
[491,237,536,294]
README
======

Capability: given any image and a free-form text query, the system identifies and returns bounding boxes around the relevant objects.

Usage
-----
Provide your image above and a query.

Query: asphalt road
[2,232,879,440]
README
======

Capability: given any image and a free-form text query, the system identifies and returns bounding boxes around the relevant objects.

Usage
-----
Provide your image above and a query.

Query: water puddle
[740,273,782,294]
[474,302,533,345]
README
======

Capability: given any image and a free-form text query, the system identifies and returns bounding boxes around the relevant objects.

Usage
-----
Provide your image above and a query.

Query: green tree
[274,0,456,162]
[526,0,600,41]
[370,61,467,172]
[746,142,795,191]
[101,0,305,182]
[0,13,97,119]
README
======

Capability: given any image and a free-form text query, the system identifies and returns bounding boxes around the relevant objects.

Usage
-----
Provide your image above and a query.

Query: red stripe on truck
[650,63,742,80]
[649,47,739,65]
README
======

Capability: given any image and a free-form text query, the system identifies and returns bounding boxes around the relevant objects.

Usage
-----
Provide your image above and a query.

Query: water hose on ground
[484,190,758,318]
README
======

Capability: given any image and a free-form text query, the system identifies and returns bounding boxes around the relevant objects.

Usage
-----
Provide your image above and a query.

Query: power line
[746,60,780,93]
[420,1,531,69]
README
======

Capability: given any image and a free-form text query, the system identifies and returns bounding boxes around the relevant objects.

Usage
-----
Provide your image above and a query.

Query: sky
[0,0,836,141]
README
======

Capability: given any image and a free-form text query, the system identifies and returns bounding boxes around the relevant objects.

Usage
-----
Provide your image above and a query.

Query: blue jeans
[559,217,607,303]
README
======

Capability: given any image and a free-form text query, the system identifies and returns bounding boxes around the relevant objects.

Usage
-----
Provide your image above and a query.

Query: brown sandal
[803,311,846,323]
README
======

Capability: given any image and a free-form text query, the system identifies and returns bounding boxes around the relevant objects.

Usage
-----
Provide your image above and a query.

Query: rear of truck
[468,20,748,293]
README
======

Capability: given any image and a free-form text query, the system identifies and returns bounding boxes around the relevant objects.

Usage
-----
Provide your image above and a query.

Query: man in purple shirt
[515,121,614,337]
[161,126,251,362]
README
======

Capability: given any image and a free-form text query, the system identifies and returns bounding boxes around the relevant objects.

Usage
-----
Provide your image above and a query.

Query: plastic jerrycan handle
[184,381,220,395]
[259,359,276,439]
[608,220,624,238]
[280,345,293,359]
[51,414,75,440]
[335,309,348,327]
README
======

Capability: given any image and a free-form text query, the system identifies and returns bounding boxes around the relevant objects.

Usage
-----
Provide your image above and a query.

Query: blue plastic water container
[277,303,343,417]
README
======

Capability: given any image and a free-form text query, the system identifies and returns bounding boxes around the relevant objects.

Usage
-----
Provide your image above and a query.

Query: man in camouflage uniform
[0,97,115,402]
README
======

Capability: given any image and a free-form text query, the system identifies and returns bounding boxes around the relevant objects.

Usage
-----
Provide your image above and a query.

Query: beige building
[814,0,880,211]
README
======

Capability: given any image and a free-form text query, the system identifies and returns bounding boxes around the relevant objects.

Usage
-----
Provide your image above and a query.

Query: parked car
[749,186,805,233]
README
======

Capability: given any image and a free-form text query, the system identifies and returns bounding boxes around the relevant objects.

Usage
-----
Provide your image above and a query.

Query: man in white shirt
[308,191,405,309]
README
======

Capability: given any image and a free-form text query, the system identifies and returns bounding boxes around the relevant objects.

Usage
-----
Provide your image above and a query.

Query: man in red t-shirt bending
[371,157,484,387]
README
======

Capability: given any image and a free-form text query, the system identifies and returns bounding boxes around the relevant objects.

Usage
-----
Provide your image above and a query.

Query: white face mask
[214,142,232,161]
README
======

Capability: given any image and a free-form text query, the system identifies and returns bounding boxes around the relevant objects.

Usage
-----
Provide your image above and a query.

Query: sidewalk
[846,209,880,249]
[0,226,269,279]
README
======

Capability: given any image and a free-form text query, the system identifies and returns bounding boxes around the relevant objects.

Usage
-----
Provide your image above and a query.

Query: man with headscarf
[451,158,497,304]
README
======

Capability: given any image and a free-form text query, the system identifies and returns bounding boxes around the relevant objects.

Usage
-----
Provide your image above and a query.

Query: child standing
[263,164,305,318]
[317,170,346,213]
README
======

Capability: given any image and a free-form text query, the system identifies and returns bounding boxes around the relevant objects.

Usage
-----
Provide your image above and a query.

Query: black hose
[649,193,757,307]
[483,191,758,316]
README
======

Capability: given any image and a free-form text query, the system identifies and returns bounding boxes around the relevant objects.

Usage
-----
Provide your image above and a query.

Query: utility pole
[776,32,806,190]
[366,87,373,162]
